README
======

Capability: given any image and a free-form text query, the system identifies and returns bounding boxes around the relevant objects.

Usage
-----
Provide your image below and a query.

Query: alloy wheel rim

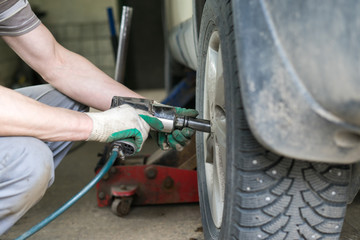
[203,30,227,228]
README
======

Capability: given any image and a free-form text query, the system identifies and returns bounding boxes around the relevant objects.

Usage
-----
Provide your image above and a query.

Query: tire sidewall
[196,0,240,239]
[196,1,220,238]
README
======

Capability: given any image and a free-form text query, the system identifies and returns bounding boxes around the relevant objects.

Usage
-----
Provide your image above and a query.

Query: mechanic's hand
[85,104,151,152]
[140,106,199,151]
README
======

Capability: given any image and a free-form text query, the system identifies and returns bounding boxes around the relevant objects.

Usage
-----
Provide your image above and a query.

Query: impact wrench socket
[111,96,212,133]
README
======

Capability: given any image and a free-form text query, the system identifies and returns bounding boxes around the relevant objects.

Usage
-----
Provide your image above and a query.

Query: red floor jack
[95,140,200,216]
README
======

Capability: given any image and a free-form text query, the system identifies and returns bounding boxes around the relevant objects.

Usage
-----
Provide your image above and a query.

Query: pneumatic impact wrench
[111,96,212,134]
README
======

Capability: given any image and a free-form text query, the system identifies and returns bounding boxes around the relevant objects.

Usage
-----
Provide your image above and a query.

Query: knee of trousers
[0,137,54,226]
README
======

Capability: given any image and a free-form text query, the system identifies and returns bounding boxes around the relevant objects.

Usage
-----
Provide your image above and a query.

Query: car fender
[231,0,360,164]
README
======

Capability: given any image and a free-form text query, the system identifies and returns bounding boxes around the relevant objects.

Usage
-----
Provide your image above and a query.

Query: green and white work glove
[140,107,199,151]
[86,104,152,152]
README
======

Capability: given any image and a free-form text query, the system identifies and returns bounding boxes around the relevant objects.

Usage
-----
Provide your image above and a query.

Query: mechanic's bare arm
[0,85,92,141]
[2,23,143,111]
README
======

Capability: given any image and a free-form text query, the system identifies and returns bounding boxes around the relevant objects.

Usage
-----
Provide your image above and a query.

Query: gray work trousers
[0,84,87,235]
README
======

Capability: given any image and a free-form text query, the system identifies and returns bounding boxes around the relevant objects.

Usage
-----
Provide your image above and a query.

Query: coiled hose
[15,147,121,240]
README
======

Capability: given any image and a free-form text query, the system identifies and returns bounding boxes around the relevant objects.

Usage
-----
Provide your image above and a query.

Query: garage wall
[33,0,118,78]
[0,0,164,90]
[29,0,118,24]
[33,0,165,90]
[0,0,118,87]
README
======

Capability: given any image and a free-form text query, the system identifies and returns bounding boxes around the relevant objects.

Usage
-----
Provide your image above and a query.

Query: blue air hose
[15,147,120,240]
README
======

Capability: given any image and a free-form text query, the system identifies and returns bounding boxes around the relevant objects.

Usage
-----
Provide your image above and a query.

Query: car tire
[196,0,351,239]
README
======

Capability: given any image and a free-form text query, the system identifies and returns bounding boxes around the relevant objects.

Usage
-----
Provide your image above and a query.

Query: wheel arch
[231,0,360,164]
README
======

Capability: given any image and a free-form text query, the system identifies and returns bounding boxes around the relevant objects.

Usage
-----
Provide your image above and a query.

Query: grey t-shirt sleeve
[0,0,41,36]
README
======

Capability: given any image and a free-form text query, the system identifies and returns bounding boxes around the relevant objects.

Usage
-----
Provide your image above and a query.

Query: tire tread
[230,157,349,239]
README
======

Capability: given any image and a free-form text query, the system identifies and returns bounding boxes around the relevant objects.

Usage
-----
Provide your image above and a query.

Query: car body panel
[164,0,193,31]
[164,0,197,70]
[267,1,360,127]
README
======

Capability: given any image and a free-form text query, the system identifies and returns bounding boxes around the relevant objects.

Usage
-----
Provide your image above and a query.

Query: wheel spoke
[214,45,225,111]
[204,47,218,120]
[210,154,223,227]
[205,134,214,163]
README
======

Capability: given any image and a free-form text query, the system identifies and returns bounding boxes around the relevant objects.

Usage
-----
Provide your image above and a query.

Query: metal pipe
[114,6,133,83]
[106,7,118,61]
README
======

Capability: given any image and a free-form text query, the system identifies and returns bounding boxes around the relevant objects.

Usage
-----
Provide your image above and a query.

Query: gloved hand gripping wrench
[111,96,212,133]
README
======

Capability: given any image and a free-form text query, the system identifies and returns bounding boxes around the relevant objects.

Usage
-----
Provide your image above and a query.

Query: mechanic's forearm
[0,86,92,141]
[43,45,143,111]
[2,24,143,111]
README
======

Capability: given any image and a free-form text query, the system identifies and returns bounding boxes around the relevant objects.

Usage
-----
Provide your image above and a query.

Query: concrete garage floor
[341,194,360,239]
